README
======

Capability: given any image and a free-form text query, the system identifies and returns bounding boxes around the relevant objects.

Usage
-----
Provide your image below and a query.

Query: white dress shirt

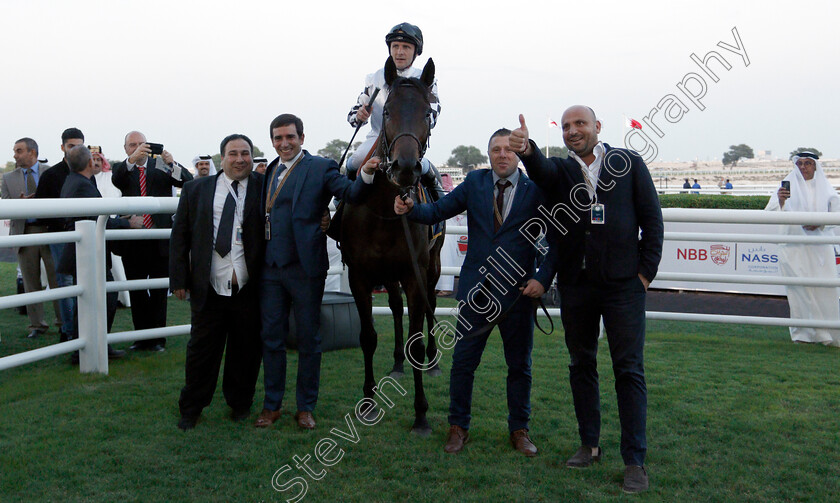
[568,142,606,198]
[211,174,249,296]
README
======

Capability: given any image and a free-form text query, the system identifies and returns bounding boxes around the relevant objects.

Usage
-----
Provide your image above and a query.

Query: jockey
[346,22,445,200]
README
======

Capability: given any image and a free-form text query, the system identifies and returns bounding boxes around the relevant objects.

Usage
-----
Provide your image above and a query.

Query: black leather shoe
[148,344,165,352]
[231,408,251,422]
[129,342,144,351]
[177,416,198,431]
[26,329,41,339]
[108,345,126,359]
[622,465,649,493]
[566,445,602,468]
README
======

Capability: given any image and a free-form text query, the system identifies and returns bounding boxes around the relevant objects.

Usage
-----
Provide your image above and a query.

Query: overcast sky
[1,0,837,168]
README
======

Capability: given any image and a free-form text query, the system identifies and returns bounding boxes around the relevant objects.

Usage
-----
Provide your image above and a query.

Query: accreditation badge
[591,203,605,224]
[235,226,243,245]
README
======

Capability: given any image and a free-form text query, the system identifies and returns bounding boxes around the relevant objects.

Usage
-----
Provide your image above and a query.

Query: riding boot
[421,162,446,202]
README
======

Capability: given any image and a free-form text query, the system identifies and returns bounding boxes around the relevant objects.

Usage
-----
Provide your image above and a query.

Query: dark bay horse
[339,57,443,435]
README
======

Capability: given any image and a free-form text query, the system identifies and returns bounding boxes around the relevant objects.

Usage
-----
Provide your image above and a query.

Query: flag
[624,116,643,130]
[548,119,559,128]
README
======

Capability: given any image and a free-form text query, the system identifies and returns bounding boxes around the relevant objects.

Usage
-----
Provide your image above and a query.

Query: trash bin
[287,291,361,351]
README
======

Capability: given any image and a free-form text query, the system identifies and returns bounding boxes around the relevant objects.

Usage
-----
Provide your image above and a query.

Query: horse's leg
[403,277,431,436]
[384,281,405,378]
[348,267,377,405]
[425,236,444,377]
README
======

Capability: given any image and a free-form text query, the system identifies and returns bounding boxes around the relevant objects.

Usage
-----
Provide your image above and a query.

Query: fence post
[76,220,108,374]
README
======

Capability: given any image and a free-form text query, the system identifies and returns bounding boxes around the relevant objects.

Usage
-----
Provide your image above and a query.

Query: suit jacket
[1,167,30,237]
[408,168,547,304]
[57,172,131,275]
[34,160,70,232]
[521,142,664,286]
[262,150,370,278]
[111,156,193,229]
[169,171,265,311]
[112,156,193,256]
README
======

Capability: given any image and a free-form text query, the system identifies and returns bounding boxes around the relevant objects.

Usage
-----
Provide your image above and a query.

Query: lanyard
[265,155,304,215]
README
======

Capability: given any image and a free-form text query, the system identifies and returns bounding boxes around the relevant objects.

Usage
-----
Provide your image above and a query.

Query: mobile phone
[147,142,164,155]
[781,180,790,192]
[198,155,212,161]
[88,145,101,154]
[253,158,267,163]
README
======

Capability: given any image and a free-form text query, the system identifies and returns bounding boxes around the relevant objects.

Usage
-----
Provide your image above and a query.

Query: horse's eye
[383,109,390,118]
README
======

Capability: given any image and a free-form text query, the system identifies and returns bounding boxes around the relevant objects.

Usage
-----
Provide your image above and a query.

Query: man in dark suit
[256,114,377,430]
[59,145,142,362]
[112,131,193,351]
[2,137,62,338]
[395,128,548,457]
[35,128,87,342]
[510,107,663,493]
[170,134,265,431]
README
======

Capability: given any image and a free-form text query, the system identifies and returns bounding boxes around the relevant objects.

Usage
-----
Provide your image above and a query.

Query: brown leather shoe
[254,408,282,428]
[443,425,469,454]
[510,429,538,457]
[295,411,316,430]
[566,445,602,468]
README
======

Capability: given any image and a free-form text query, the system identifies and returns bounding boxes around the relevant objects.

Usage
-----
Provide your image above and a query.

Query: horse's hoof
[361,404,381,422]
[425,366,442,377]
[389,363,405,379]
[411,424,432,437]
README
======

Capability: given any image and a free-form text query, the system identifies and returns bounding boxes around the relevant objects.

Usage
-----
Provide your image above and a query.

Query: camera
[147,142,164,156]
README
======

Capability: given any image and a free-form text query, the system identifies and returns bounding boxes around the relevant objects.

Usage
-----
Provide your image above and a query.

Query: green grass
[1,262,839,502]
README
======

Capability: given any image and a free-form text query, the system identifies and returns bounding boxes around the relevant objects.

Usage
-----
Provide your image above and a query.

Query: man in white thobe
[766,151,840,346]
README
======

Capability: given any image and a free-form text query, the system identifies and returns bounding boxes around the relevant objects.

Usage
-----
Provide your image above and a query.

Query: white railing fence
[2,199,840,375]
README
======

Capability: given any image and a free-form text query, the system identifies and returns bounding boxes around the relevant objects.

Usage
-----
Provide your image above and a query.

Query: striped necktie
[138,166,153,229]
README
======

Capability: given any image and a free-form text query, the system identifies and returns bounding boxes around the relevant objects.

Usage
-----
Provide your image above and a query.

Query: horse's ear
[421,58,435,88]
[384,57,397,86]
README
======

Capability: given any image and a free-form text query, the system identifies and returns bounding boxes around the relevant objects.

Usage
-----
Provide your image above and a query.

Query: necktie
[494,180,511,232]
[272,164,287,193]
[24,168,36,196]
[138,166,153,229]
[215,180,239,257]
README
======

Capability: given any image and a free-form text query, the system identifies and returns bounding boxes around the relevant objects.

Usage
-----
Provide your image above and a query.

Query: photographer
[112,131,193,352]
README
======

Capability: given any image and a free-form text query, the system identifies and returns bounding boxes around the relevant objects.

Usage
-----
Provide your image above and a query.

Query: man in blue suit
[395,128,549,457]
[256,114,378,430]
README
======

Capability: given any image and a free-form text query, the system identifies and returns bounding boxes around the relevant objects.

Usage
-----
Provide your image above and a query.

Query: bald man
[512,106,663,493]
[112,131,193,351]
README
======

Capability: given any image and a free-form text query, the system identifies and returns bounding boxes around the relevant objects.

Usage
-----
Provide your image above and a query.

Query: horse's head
[380,56,435,189]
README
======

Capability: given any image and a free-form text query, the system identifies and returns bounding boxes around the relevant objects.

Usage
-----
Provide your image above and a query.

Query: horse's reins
[337,88,381,170]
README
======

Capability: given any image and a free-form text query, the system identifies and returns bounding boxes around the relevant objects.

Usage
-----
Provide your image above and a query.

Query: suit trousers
[179,286,262,419]
[559,275,648,466]
[122,240,169,347]
[448,296,535,432]
[18,224,61,331]
[48,243,75,336]
[260,261,326,412]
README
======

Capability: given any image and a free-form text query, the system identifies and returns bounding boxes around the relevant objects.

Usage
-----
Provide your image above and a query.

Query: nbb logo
[676,245,731,265]
[677,248,707,260]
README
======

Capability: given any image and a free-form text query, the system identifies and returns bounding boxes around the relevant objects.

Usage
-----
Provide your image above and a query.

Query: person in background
[111,131,193,352]
[192,155,216,178]
[691,179,701,194]
[2,137,62,338]
[724,179,733,190]
[765,151,840,347]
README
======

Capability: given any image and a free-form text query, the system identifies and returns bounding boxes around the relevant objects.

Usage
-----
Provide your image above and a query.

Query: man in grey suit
[1,138,61,338]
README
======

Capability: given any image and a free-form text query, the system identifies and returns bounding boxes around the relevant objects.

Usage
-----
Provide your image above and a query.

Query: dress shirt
[211,174,249,296]
[491,168,520,221]
[568,142,606,199]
